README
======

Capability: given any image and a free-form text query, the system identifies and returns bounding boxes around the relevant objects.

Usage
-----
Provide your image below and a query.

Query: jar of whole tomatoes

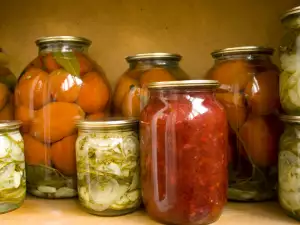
[279,6,300,115]
[206,46,283,201]
[140,80,228,225]
[0,48,17,120]
[15,36,111,198]
[112,53,189,118]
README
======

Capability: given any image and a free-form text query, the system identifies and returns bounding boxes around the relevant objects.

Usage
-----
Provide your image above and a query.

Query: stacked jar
[206,46,283,201]
[15,36,111,198]
[278,6,300,221]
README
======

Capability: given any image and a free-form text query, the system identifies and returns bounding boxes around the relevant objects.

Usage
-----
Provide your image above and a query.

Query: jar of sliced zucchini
[75,118,141,216]
[0,121,26,213]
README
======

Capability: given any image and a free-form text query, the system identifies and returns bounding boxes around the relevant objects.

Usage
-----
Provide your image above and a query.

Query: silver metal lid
[126,53,182,62]
[147,80,220,90]
[36,36,92,46]
[211,46,274,59]
[0,120,22,130]
[280,114,300,123]
[281,6,300,22]
[76,117,138,129]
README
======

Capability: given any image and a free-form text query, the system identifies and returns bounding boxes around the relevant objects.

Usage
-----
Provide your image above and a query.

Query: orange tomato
[0,82,9,111]
[140,68,175,86]
[43,53,61,72]
[86,111,105,120]
[75,52,93,76]
[15,105,35,133]
[121,86,141,117]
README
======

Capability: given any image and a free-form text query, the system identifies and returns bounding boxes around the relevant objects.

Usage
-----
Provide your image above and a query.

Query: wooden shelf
[0,196,298,225]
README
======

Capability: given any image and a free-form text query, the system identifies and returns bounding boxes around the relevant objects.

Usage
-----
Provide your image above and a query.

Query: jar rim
[147,80,220,90]
[76,117,138,129]
[126,53,182,62]
[279,114,300,123]
[0,120,22,130]
[35,36,92,46]
[281,6,300,22]
[211,46,274,59]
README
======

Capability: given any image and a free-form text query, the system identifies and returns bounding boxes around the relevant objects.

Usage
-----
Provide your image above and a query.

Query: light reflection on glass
[61,74,82,91]
[187,95,208,120]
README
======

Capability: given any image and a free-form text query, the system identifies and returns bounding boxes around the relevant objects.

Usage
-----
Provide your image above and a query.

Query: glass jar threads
[279,6,300,115]
[206,46,282,201]
[76,118,141,216]
[0,121,26,213]
[15,36,111,198]
[112,53,189,118]
[140,80,228,225]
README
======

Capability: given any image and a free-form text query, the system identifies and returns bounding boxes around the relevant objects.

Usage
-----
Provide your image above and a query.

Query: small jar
[279,115,300,221]
[16,36,112,199]
[279,6,300,115]
[112,53,189,118]
[75,118,141,216]
[206,46,282,201]
[140,80,228,225]
[0,121,26,213]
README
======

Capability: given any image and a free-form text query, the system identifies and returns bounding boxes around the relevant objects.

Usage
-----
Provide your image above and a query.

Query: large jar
[15,36,111,198]
[279,6,300,115]
[140,80,228,225]
[76,118,141,216]
[112,53,189,118]
[0,49,17,120]
[206,46,283,201]
[0,121,26,213]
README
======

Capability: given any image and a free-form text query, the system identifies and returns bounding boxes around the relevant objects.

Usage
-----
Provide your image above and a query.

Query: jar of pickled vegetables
[15,36,111,198]
[206,46,283,201]
[0,121,26,213]
[279,6,300,115]
[112,53,189,118]
[76,118,141,216]
[140,80,228,225]
[278,114,300,221]
[0,49,17,120]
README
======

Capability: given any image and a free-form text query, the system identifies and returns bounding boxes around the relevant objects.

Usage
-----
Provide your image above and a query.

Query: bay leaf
[52,52,80,76]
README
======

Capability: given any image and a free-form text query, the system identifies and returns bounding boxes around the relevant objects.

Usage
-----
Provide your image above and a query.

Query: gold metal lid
[280,114,300,123]
[76,117,139,130]
[281,6,300,22]
[211,46,274,59]
[0,120,22,130]
[147,80,220,90]
[36,36,92,46]
[126,53,182,62]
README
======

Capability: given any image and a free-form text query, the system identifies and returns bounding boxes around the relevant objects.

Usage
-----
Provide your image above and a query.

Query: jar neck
[38,42,89,54]
[282,15,300,29]
[128,59,180,70]
[214,53,272,62]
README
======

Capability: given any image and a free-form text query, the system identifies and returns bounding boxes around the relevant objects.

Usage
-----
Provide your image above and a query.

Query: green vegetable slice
[52,52,80,76]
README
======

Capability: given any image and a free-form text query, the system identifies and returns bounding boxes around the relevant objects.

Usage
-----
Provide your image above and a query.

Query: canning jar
[140,80,228,225]
[15,36,111,198]
[0,49,17,120]
[112,53,189,118]
[206,46,283,201]
[278,115,300,221]
[76,118,141,216]
[0,121,26,213]
[279,6,300,115]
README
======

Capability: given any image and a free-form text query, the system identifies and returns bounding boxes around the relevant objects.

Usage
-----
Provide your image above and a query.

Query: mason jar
[279,115,300,221]
[206,46,283,201]
[112,53,189,118]
[0,121,26,213]
[279,6,300,115]
[15,36,112,198]
[140,80,228,225]
[76,118,141,216]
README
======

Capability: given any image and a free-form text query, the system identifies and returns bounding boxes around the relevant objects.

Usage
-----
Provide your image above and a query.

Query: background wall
[0,0,298,89]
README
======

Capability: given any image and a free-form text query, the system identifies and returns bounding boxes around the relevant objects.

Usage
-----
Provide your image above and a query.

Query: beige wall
[0,0,298,89]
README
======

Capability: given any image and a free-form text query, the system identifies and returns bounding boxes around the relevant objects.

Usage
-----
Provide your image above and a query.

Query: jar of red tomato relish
[140,80,228,225]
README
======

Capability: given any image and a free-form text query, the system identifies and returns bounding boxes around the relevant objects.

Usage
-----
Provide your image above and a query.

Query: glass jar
[112,53,189,118]
[0,121,26,213]
[206,46,283,201]
[15,36,112,198]
[75,118,141,216]
[278,115,300,221]
[0,48,17,120]
[279,6,300,115]
[140,80,228,225]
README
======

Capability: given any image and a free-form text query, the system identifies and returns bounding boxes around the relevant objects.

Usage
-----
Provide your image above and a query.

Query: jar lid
[76,117,139,130]
[280,114,300,123]
[147,80,220,90]
[36,36,92,46]
[0,120,22,130]
[211,46,274,58]
[126,53,182,62]
[281,6,300,22]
